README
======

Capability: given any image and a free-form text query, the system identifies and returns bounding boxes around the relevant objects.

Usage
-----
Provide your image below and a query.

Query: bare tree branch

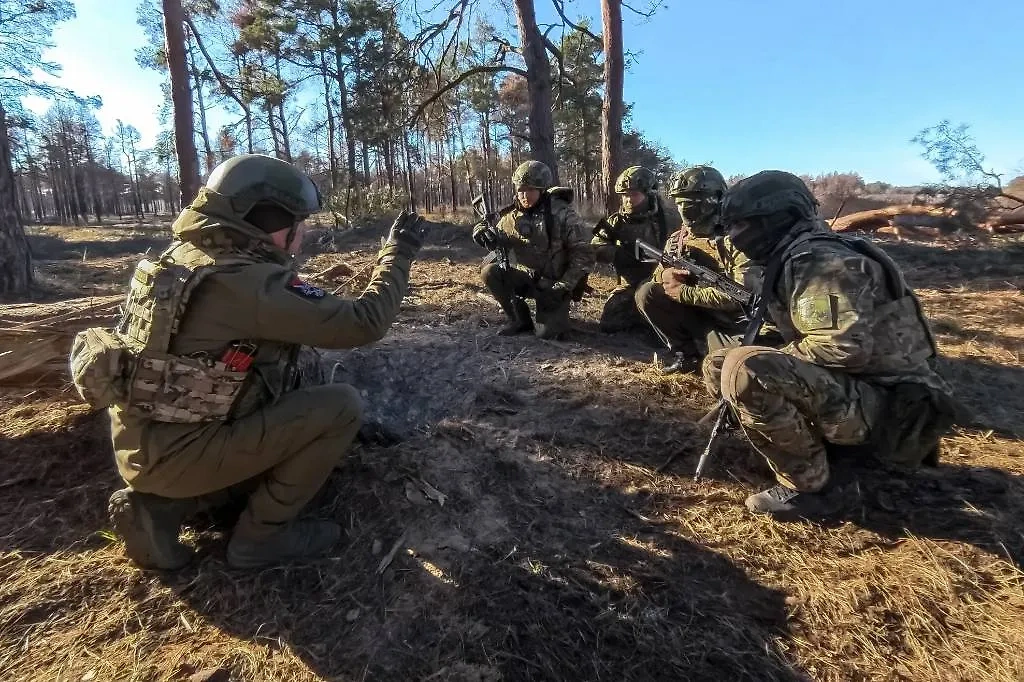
[409,65,528,125]
[550,0,602,44]
[184,16,249,113]
[622,0,659,17]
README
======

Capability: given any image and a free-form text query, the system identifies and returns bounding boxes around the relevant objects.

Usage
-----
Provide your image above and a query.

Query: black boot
[660,351,698,375]
[227,519,342,569]
[498,297,533,336]
[108,488,196,570]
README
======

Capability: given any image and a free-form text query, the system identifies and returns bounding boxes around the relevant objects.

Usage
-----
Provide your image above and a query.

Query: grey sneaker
[108,488,195,570]
[744,483,842,521]
[226,519,341,569]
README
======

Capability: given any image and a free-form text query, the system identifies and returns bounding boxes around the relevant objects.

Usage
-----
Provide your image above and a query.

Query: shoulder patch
[794,294,838,331]
[287,277,326,299]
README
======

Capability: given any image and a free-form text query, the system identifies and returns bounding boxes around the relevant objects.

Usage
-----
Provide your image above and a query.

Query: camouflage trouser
[481,263,571,339]
[114,382,363,540]
[635,281,746,356]
[702,346,885,491]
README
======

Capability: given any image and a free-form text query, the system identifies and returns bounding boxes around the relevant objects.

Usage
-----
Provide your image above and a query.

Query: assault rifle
[633,239,754,310]
[689,297,769,480]
[472,193,511,271]
[637,238,767,480]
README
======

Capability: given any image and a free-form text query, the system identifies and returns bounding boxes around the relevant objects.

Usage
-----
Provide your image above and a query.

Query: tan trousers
[115,383,363,539]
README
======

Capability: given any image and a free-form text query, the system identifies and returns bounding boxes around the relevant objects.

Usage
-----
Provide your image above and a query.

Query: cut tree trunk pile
[0,294,122,384]
[831,205,954,234]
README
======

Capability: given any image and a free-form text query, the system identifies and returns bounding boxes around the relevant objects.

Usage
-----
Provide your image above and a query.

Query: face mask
[728,212,800,262]
[677,198,716,236]
[727,220,776,262]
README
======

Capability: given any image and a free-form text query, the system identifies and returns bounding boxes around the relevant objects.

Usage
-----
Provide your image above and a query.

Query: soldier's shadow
[829,460,1024,568]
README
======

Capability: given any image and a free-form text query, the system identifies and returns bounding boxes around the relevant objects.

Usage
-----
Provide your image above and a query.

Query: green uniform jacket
[653,228,759,313]
[493,191,594,289]
[110,190,415,482]
[591,194,682,284]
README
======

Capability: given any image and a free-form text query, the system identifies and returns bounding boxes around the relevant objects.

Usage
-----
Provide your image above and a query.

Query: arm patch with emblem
[287,277,326,299]
[794,294,838,331]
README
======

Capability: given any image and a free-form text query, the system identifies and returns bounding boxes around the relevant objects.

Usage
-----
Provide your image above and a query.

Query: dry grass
[1,221,1022,681]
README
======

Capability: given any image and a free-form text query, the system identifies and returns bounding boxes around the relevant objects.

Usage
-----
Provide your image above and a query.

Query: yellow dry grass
[1,221,1022,681]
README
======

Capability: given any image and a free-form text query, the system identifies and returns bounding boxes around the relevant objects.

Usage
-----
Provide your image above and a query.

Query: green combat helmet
[669,165,727,199]
[205,154,322,221]
[614,166,658,194]
[669,165,727,235]
[512,160,553,190]
[720,170,818,261]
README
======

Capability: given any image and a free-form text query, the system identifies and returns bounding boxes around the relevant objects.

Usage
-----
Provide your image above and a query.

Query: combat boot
[226,519,341,569]
[660,351,698,375]
[744,483,847,522]
[497,298,533,336]
[108,488,195,570]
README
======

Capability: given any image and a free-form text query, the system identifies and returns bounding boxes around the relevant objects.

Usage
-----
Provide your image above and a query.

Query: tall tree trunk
[329,6,356,183]
[320,49,339,193]
[187,41,216,173]
[83,136,103,224]
[265,100,281,156]
[275,55,292,161]
[601,0,624,213]
[512,0,558,182]
[163,0,201,204]
[0,102,33,298]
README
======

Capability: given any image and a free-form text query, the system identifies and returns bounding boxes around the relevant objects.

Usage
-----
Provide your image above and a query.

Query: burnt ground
[1,216,1023,681]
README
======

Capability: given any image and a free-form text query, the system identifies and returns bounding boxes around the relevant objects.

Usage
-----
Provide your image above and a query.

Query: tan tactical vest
[116,241,261,423]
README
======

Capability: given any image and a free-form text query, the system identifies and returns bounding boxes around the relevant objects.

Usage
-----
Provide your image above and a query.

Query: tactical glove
[472,222,498,250]
[388,210,428,251]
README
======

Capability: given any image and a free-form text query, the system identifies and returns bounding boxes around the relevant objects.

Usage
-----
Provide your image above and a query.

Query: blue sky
[25,0,1024,185]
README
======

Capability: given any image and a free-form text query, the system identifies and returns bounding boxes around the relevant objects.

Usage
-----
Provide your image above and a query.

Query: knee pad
[701,346,733,397]
[719,346,785,405]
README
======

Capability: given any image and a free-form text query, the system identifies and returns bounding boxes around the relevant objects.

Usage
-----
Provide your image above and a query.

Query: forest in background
[1,0,1020,299]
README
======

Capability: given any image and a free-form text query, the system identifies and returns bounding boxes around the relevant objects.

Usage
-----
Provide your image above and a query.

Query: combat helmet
[614,166,658,194]
[721,171,819,261]
[720,170,817,226]
[205,154,322,221]
[670,165,727,234]
[669,165,727,199]
[512,161,553,190]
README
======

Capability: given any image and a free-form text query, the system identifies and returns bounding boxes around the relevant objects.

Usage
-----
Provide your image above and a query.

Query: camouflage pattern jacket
[493,190,594,288]
[654,228,760,313]
[764,219,946,389]
[591,194,682,285]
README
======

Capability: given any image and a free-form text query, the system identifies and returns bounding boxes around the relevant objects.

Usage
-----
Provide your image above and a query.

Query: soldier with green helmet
[590,166,682,333]
[472,160,594,339]
[73,154,430,570]
[703,170,955,519]
[635,165,759,373]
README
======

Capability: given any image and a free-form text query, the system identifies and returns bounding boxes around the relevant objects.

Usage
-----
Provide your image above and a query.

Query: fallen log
[0,294,122,385]
[831,205,953,233]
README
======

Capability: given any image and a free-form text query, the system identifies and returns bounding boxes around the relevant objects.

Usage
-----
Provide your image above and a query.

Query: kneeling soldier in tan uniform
[71,154,428,569]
